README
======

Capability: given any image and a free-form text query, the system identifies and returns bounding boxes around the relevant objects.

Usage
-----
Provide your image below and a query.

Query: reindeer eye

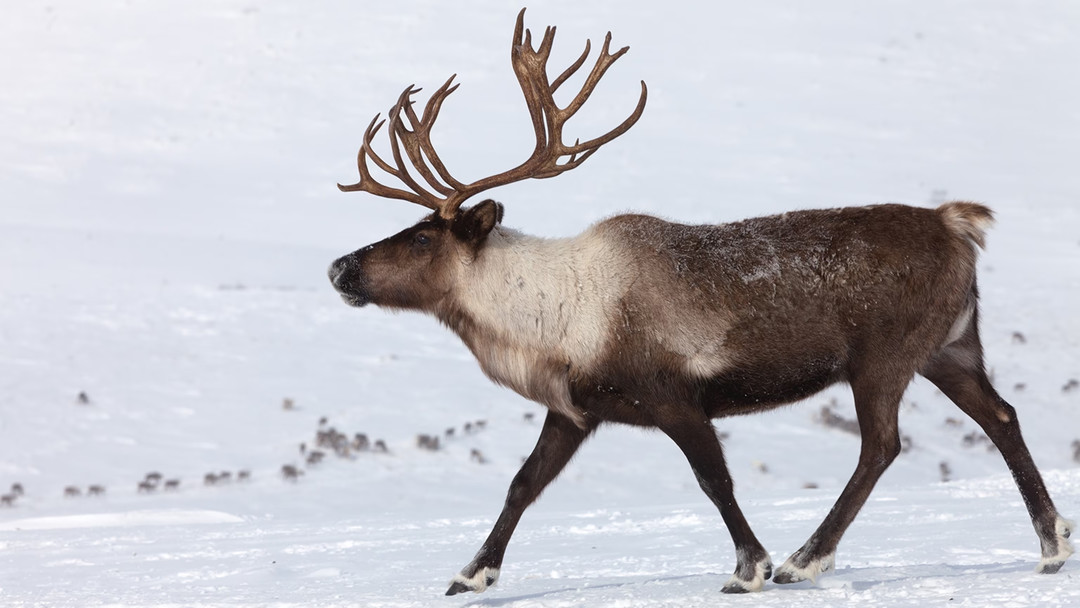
[414,233,431,246]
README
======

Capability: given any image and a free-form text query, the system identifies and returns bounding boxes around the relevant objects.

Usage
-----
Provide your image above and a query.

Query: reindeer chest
[462,328,587,425]
[449,260,622,425]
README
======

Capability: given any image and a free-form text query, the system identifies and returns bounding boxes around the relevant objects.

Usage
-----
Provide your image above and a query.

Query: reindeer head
[329,200,504,310]
[329,9,646,313]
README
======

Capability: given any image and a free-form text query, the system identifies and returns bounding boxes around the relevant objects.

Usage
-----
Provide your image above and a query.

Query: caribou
[328,8,1073,595]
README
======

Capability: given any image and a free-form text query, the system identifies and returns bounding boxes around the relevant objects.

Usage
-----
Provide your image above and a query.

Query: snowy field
[2,1,1079,606]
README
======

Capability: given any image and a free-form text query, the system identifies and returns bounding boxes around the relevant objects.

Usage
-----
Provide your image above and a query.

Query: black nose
[328,257,349,288]
[328,254,371,307]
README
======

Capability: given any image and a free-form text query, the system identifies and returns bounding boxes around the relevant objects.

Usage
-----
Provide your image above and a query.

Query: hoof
[1036,516,1075,575]
[773,551,834,585]
[771,569,803,585]
[1037,560,1065,575]
[445,581,471,596]
[720,581,752,594]
[721,555,772,593]
[446,566,500,595]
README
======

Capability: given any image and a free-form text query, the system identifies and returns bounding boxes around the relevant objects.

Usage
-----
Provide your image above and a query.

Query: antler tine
[396,90,436,186]
[337,113,437,209]
[537,25,557,61]
[445,9,646,213]
[565,79,648,155]
[396,76,464,196]
[337,123,373,193]
[551,39,591,93]
[337,85,453,212]
[340,8,646,219]
[510,9,551,157]
[561,32,629,121]
[359,114,396,176]
[385,86,445,204]
[511,6,526,47]
[399,82,457,196]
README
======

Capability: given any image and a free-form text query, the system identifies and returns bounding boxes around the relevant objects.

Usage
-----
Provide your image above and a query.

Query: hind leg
[921,321,1073,573]
[774,367,908,584]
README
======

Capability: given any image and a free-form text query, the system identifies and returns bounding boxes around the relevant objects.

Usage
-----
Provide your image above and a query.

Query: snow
[2,1,1079,606]
[0,509,244,532]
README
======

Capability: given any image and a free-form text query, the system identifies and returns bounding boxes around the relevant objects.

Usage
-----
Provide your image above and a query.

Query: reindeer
[327,9,1073,595]
[281,464,303,482]
[416,434,441,451]
[352,433,370,451]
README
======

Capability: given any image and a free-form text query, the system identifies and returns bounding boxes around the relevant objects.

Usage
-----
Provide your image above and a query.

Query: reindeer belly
[570,348,845,426]
[700,355,846,417]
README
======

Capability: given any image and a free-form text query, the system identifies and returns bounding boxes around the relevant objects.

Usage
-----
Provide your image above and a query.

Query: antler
[339,8,648,219]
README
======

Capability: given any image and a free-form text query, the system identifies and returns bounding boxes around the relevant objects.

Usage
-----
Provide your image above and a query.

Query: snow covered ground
[1,1,1078,606]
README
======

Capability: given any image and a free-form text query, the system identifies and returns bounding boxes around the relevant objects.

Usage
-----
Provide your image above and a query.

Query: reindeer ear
[454,199,504,243]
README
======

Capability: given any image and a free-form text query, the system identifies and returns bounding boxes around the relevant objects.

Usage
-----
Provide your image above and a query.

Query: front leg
[657,410,772,593]
[446,410,597,595]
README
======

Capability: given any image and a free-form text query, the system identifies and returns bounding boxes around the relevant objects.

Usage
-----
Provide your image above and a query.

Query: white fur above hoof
[721,557,772,593]
[773,552,834,585]
[1036,517,1075,575]
[446,566,500,595]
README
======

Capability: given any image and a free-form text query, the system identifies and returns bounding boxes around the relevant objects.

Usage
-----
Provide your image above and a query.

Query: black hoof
[445,581,472,596]
[721,582,751,594]
[772,571,803,585]
[1038,561,1064,575]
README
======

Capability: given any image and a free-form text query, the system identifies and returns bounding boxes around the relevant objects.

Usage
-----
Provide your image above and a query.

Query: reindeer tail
[938,201,995,250]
